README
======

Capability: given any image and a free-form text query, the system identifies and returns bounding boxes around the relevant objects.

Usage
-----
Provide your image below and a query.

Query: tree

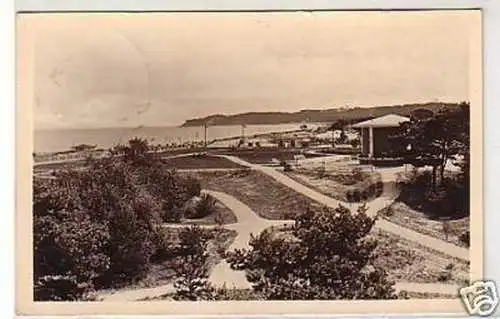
[226,205,396,300]
[410,108,434,121]
[33,138,205,300]
[111,137,151,165]
[350,139,360,148]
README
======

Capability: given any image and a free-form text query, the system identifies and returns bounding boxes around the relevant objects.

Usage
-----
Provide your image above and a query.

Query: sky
[24,11,477,129]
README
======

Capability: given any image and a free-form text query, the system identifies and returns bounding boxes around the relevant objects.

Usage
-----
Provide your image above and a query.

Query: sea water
[34,123,307,153]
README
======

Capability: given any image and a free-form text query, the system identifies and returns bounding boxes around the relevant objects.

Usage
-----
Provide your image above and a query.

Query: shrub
[33,138,204,300]
[227,205,396,300]
[437,271,452,282]
[213,287,262,300]
[173,277,216,301]
[441,220,451,241]
[184,176,202,198]
[397,170,469,219]
[375,181,384,196]
[195,194,217,219]
[383,206,394,217]
[34,212,110,300]
[34,275,89,301]
[397,290,410,300]
[172,227,215,300]
[351,189,361,202]
[346,190,354,203]
[183,194,217,219]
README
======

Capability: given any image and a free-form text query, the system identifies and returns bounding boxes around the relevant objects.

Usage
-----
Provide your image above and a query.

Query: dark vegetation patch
[286,167,384,203]
[162,154,245,169]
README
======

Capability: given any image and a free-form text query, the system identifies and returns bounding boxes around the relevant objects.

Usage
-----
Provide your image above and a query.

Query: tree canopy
[393,102,469,190]
[227,205,396,300]
[33,138,202,300]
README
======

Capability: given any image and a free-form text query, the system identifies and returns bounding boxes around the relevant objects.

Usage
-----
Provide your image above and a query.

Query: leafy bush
[226,205,396,300]
[213,287,262,300]
[351,189,361,202]
[459,231,470,247]
[397,290,410,300]
[184,176,202,198]
[375,181,384,196]
[437,271,452,282]
[34,212,111,289]
[382,206,394,217]
[340,173,383,203]
[397,171,469,218]
[172,227,215,300]
[33,138,205,300]
[34,275,89,301]
[195,194,217,219]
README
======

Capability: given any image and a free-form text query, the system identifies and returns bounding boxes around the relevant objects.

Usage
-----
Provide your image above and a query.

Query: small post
[203,123,208,152]
[369,127,374,158]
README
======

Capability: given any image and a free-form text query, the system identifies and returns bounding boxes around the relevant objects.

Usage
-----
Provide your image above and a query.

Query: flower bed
[286,167,384,203]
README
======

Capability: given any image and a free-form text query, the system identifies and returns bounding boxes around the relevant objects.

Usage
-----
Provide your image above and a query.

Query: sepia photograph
[16,10,482,315]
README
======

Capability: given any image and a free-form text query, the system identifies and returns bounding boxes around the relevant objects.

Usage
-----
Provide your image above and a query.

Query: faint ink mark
[136,102,151,115]
[49,67,63,87]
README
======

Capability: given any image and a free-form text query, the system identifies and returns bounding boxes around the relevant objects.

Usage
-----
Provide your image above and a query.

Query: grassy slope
[184,170,322,220]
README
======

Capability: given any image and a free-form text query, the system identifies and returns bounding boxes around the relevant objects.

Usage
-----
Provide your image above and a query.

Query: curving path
[204,190,293,289]
[98,189,292,301]
[97,186,464,301]
[217,155,469,261]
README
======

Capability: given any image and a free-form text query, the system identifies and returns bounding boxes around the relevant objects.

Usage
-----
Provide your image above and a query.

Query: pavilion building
[352,114,410,165]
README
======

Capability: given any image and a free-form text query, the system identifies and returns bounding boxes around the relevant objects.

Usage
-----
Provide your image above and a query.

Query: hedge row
[345,177,384,202]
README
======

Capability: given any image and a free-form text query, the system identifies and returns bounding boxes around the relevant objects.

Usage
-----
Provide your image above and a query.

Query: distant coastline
[180,102,462,127]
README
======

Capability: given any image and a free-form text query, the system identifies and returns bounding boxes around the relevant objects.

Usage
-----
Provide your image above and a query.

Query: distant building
[352,114,410,159]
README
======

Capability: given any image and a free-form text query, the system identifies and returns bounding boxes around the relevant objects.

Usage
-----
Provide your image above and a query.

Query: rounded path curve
[97,187,465,301]
[216,155,469,262]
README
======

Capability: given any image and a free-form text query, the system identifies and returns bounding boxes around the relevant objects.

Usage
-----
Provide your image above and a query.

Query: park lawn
[184,170,322,220]
[34,160,87,171]
[214,148,320,165]
[372,229,469,286]
[379,201,470,248]
[163,154,245,169]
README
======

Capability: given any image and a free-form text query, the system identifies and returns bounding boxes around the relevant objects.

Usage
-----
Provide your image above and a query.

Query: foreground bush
[33,138,203,300]
[459,231,470,247]
[397,169,468,218]
[183,193,217,219]
[172,227,215,300]
[345,175,383,203]
[226,205,396,300]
